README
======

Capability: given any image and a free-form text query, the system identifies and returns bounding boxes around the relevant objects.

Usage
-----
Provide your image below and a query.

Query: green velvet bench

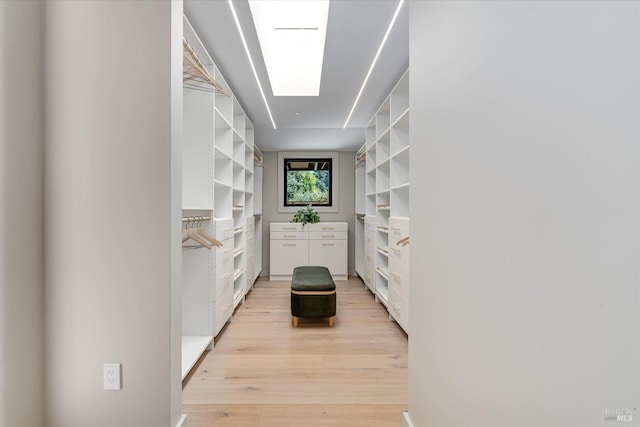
[291,266,336,327]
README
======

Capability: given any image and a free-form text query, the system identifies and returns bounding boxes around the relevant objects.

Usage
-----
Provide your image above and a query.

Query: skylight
[248,0,330,97]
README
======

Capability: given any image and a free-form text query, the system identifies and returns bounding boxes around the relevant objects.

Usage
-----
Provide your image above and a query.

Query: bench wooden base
[292,315,334,328]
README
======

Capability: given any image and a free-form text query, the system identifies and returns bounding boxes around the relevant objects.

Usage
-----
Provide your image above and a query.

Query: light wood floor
[182,276,408,427]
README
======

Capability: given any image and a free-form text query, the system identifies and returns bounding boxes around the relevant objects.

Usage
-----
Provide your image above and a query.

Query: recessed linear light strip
[343,0,405,129]
[228,0,277,130]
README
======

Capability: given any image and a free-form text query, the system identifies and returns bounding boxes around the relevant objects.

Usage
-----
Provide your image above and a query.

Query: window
[278,151,339,213]
[284,158,332,206]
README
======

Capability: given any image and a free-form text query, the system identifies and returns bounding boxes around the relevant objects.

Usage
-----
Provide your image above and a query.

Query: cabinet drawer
[308,231,347,240]
[388,285,408,332]
[270,222,304,232]
[307,222,348,232]
[308,239,347,277]
[215,245,234,269]
[214,285,233,337]
[270,231,307,240]
[214,267,233,299]
[388,261,409,298]
[214,218,234,241]
[364,266,375,292]
[215,247,234,299]
[388,217,410,240]
[364,216,376,232]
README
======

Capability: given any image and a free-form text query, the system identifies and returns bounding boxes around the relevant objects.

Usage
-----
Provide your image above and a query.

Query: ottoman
[291,266,336,327]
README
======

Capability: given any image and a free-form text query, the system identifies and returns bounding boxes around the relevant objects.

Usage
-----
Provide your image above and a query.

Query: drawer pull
[283,227,296,230]
[283,234,297,238]
[321,243,335,247]
[283,243,296,247]
[391,272,401,279]
[321,226,335,230]
[322,234,335,238]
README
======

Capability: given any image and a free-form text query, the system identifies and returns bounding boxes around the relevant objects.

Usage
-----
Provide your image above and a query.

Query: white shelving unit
[181,16,263,380]
[253,146,264,284]
[355,146,366,279]
[354,69,410,333]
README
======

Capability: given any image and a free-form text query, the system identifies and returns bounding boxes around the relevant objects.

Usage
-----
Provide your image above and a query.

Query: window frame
[283,157,333,207]
[277,151,339,213]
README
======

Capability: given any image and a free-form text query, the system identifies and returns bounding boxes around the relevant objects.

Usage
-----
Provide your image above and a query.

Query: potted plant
[291,204,320,228]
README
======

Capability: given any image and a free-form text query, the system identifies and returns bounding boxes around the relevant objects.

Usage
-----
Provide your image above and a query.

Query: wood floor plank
[182,277,408,425]
[181,404,261,427]
[258,404,407,427]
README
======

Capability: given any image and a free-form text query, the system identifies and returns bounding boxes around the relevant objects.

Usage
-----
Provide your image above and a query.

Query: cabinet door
[308,239,347,278]
[270,239,309,278]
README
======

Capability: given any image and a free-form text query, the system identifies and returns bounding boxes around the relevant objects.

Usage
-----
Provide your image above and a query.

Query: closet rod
[254,153,267,168]
[183,38,230,97]
[182,216,212,223]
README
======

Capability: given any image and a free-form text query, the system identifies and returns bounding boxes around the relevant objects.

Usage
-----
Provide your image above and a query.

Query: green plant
[291,204,320,227]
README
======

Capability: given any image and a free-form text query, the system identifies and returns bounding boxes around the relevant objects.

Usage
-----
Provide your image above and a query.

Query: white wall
[0,1,45,426]
[44,1,182,426]
[261,151,357,276]
[408,2,639,426]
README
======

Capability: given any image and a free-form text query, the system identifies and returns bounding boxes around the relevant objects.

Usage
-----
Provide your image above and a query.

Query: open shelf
[376,285,389,307]
[181,335,212,380]
[390,110,410,157]
[390,70,409,123]
[376,98,390,139]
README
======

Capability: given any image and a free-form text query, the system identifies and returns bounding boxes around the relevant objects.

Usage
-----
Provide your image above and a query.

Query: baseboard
[176,414,187,427]
[403,411,415,427]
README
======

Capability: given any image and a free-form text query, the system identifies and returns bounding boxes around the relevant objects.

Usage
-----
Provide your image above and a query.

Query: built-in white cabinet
[245,216,255,294]
[181,16,263,379]
[388,217,409,331]
[270,222,348,281]
[363,216,376,292]
[354,69,410,334]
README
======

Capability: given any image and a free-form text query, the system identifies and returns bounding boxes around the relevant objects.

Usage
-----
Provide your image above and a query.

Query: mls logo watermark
[604,408,636,422]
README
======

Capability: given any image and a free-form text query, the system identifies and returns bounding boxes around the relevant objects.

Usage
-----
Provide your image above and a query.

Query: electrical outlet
[103,363,121,390]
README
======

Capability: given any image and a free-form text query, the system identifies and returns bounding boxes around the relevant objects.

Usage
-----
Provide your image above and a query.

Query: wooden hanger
[183,228,212,249]
[196,227,223,248]
[183,38,230,96]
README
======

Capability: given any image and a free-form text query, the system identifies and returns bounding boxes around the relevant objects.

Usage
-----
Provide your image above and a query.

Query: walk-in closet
[1,1,637,427]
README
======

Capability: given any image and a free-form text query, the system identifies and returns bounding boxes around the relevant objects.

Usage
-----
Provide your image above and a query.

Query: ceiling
[184,0,409,152]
